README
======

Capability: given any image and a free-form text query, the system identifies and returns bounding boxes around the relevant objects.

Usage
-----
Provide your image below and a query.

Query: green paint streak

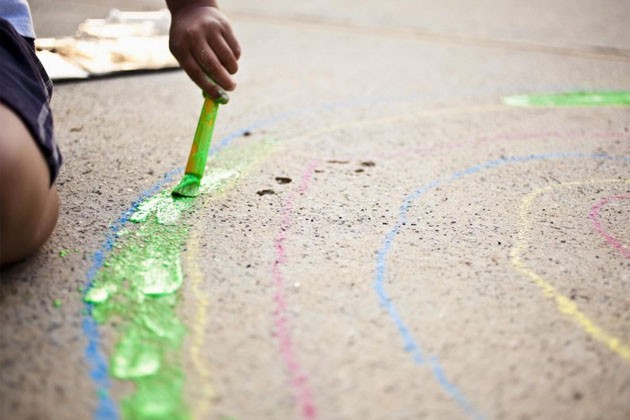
[53,299,62,308]
[59,249,70,257]
[88,190,191,419]
[85,139,277,420]
[502,91,630,107]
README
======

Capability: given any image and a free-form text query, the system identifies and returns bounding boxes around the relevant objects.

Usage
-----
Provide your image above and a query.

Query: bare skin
[166,0,241,102]
[0,103,59,266]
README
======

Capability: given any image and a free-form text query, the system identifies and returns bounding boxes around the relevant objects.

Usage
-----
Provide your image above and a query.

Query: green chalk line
[85,139,277,420]
[502,91,630,107]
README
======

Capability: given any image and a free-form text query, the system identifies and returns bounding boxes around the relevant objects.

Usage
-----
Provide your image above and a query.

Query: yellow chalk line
[185,224,213,418]
[510,179,630,360]
[183,170,237,419]
[183,141,278,419]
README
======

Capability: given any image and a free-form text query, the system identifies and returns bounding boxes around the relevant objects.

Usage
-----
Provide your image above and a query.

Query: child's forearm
[166,0,219,12]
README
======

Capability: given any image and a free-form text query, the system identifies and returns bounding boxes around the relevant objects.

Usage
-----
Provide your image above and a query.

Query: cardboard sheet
[35,9,178,81]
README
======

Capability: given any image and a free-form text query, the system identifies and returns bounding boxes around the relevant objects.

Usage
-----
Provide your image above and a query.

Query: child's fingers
[192,43,236,91]
[180,54,229,104]
[221,24,241,60]
[207,32,239,75]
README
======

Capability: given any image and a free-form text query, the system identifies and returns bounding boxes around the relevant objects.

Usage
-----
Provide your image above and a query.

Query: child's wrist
[166,0,219,14]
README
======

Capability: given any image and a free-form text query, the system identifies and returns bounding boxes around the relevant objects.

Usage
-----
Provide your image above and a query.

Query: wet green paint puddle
[502,91,630,107]
[85,139,276,419]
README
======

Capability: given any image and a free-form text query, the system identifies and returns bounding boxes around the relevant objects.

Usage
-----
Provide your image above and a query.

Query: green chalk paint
[122,367,186,420]
[89,193,191,419]
[85,283,117,303]
[502,91,630,107]
[60,248,80,257]
[86,139,277,420]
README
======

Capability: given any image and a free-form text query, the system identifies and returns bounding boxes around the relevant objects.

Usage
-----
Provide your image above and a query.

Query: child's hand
[167,1,241,103]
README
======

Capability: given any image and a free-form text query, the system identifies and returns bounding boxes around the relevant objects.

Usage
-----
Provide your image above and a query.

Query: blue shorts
[0,18,61,185]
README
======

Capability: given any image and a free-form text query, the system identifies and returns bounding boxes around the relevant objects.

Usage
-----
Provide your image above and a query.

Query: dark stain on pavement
[257,189,276,196]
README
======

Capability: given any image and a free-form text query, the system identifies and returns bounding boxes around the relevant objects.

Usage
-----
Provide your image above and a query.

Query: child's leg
[0,18,62,267]
[0,103,59,266]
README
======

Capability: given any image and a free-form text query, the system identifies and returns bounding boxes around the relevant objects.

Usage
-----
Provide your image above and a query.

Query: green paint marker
[172,92,222,198]
[502,91,630,107]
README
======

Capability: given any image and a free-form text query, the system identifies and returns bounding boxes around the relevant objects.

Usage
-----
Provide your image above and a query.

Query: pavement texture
[1,1,629,419]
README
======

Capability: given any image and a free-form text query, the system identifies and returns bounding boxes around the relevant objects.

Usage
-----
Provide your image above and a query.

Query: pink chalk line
[589,194,630,259]
[272,161,319,420]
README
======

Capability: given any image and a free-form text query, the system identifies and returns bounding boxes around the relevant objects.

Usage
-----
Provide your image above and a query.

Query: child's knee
[0,104,58,265]
[0,170,58,265]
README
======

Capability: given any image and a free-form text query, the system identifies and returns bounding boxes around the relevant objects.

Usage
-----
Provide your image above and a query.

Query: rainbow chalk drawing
[85,140,277,420]
[502,91,630,107]
[82,91,629,418]
[589,195,630,259]
[272,162,319,420]
[376,153,630,419]
[511,180,630,360]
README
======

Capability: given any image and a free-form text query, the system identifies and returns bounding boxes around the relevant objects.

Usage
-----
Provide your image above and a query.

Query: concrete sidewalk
[1,1,629,419]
